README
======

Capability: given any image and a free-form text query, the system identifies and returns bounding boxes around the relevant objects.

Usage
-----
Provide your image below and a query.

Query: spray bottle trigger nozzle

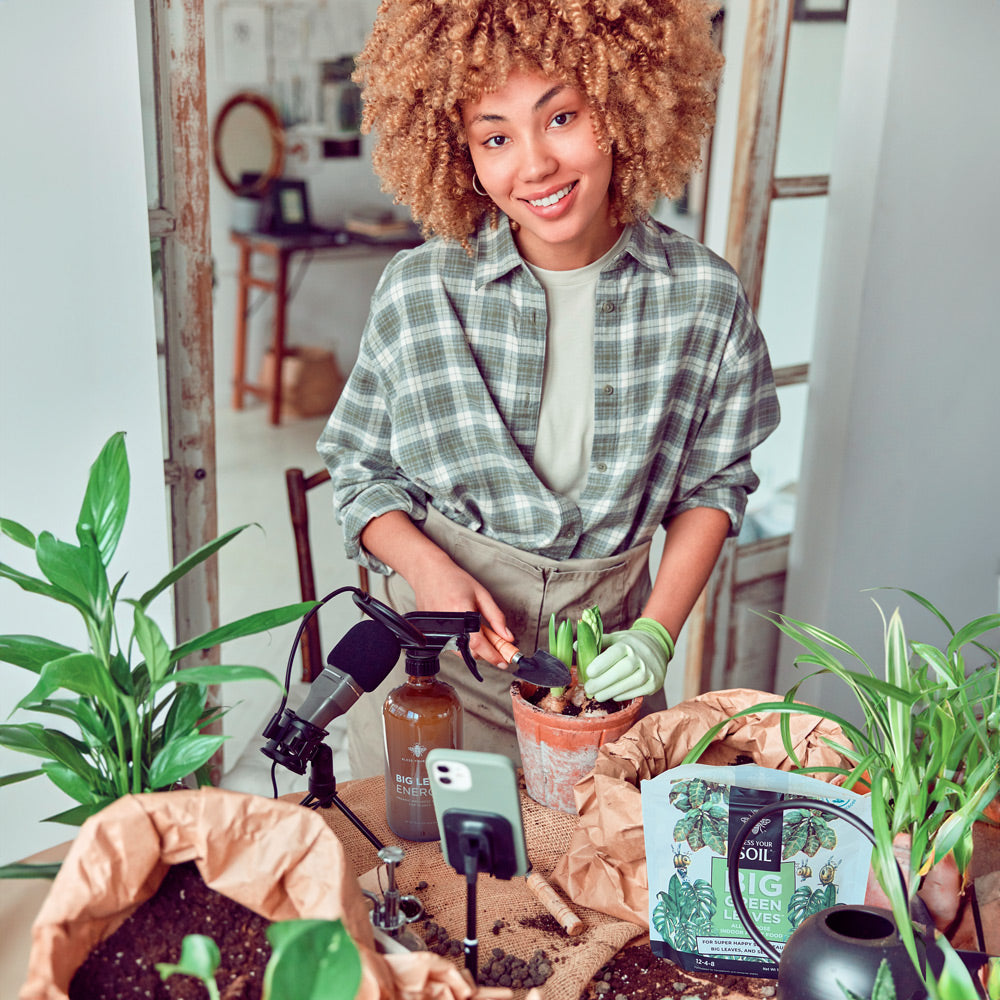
[457,635,484,682]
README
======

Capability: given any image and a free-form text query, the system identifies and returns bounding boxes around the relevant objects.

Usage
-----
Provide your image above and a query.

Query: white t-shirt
[525,232,628,500]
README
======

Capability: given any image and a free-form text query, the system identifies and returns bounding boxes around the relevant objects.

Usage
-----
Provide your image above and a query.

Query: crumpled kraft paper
[552,688,852,926]
[20,787,498,1000]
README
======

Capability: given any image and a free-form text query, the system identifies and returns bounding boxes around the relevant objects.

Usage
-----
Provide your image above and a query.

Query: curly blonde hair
[354,0,723,245]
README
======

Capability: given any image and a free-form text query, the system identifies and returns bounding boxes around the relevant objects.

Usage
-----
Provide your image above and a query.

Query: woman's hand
[360,510,513,667]
[409,557,513,667]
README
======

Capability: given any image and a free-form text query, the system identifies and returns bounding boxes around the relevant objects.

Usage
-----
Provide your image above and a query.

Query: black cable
[273,585,360,720]
[727,798,906,965]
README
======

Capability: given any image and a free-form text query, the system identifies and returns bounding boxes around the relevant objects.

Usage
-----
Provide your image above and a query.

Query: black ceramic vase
[776,903,926,1000]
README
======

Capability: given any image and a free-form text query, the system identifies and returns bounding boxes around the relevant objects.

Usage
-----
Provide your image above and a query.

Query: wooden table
[229,230,419,425]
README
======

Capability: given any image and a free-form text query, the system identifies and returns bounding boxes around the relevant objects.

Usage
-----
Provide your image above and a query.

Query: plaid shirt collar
[473,213,674,288]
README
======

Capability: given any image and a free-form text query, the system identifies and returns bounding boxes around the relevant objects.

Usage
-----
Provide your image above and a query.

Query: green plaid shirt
[318,216,779,572]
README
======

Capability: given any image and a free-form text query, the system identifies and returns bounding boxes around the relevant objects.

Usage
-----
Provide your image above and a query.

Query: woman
[318,0,779,777]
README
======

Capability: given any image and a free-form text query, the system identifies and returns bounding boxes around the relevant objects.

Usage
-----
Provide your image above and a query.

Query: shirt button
[601,300,615,313]
[596,462,608,472]
[603,384,614,395]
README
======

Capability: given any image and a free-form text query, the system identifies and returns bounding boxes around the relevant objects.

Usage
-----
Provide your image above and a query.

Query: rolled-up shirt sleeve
[317,285,429,574]
[665,282,780,536]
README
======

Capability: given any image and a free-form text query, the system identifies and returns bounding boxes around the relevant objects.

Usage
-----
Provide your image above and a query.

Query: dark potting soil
[581,944,776,1000]
[421,905,773,998]
[68,861,272,1000]
[519,682,622,718]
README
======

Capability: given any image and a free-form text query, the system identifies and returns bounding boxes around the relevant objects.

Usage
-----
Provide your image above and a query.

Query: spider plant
[682,588,1000,994]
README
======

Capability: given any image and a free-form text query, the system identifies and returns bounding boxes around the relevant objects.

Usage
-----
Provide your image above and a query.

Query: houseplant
[156,918,362,1000]
[511,605,643,813]
[0,431,314,859]
[682,588,1000,997]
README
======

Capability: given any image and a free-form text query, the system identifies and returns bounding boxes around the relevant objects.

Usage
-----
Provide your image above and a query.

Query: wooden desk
[229,230,419,425]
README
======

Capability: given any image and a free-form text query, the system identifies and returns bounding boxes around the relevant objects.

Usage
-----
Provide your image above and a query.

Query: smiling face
[461,70,622,270]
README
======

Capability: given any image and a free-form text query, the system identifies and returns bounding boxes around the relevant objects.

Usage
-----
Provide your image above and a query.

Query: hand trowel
[480,624,571,688]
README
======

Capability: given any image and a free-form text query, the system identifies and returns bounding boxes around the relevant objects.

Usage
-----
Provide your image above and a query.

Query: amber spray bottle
[381,612,483,842]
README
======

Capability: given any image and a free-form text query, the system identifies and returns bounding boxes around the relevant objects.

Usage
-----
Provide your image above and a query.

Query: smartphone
[426,749,529,880]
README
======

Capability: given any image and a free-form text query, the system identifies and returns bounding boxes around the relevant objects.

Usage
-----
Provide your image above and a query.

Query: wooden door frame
[143,0,222,773]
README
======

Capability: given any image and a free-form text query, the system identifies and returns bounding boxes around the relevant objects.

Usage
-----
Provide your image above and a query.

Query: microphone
[299,618,402,728]
[261,618,401,773]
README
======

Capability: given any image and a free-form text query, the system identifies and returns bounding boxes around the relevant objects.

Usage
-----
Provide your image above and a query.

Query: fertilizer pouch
[552,689,853,927]
[643,762,873,978]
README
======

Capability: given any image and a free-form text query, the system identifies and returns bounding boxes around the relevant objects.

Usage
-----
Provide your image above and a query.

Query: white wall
[0,2,168,863]
[780,0,1000,712]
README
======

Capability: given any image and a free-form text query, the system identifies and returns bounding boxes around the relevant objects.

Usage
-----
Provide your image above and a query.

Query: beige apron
[346,506,660,779]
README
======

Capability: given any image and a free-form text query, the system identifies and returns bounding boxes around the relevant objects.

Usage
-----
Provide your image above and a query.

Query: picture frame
[793,0,849,22]
[266,178,313,234]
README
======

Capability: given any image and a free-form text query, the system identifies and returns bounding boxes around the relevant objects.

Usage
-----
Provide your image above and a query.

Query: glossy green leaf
[148,732,226,789]
[161,683,209,744]
[0,517,36,548]
[0,723,92,774]
[156,934,221,1000]
[576,621,598,681]
[0,635,78,674]
[0,560,83,608]
[264,918,361,1000]
[77,431,129,568]
[931,935,984,1000]
[26,699,110,746]
[168,603,316,664]
[133,606,171,685]
[41,761,101,804]
[43,799,112,827]
[138,524,255,610]
[0,767,45,787]
[0,863,61,880]
[16,652,120,715]
[35,531,107,620]
[158,664,284,692]
[555,619,574,668]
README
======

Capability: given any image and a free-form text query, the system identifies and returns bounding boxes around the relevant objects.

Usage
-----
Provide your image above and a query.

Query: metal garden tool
[480,625,571,688]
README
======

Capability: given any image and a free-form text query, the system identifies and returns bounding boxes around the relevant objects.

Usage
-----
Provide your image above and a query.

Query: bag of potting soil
[642,763,873,978]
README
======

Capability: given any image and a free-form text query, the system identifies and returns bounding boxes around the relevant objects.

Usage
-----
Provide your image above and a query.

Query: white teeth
[528,183,573,208]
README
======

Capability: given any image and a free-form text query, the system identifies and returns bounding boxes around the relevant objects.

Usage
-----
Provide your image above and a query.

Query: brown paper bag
[20,788,410,1000]
[552,688,852,926]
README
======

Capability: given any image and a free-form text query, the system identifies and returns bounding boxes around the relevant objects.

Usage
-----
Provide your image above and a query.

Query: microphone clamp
[261,709,327,773]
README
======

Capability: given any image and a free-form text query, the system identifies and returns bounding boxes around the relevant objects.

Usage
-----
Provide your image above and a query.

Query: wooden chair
[285,467,369,682]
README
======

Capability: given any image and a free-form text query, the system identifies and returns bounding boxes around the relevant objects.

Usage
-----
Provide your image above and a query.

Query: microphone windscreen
[327,619,401,691]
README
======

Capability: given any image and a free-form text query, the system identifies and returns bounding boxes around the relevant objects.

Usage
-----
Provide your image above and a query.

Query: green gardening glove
[582,618,674,702]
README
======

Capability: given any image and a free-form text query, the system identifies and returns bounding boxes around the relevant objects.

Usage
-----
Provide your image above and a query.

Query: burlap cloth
[298,775,646,1000]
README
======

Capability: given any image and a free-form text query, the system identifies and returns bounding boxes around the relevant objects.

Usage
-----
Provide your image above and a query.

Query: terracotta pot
[510,681,643,814]
[864,831,962,932]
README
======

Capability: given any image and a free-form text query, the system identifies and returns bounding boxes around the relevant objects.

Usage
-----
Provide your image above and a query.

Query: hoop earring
[472,173,488,197]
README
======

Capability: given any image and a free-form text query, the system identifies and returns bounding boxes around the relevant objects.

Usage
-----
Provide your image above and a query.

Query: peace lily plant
[684,588,1000,999]
[0,432,313,872]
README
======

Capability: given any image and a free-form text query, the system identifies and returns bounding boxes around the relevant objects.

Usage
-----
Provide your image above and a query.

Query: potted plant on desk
[684,588,1000,997]
[510,606,644,814]
[0,431,314,873]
